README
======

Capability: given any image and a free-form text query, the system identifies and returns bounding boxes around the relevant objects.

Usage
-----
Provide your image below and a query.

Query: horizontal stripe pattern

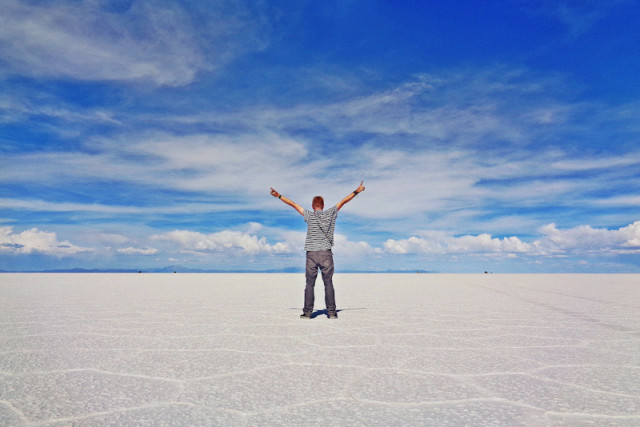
[303,206,338,251]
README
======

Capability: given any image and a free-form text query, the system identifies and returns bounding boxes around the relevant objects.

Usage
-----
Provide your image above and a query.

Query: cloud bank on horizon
[1,0,639,272]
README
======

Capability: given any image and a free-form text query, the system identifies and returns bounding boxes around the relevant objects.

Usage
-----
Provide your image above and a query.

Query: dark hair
[312,196,324,209]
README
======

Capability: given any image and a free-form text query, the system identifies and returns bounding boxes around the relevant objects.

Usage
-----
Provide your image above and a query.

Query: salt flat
[0,273,639,426]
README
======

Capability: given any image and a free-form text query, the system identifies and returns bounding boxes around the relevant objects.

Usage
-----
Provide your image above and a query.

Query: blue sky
[1,0,640,272]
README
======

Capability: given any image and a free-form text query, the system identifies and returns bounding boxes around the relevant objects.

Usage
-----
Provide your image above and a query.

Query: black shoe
[328,312,338,319]
[300,313,312,319]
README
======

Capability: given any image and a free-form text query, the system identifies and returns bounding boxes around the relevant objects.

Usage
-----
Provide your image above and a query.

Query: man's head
[312,196,324,211]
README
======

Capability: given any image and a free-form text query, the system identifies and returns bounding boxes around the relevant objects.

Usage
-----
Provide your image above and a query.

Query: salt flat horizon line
[0,268,434,274]
[1,268,637,274]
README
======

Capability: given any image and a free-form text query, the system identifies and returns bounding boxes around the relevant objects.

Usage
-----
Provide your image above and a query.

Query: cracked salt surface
[1,273,639,426]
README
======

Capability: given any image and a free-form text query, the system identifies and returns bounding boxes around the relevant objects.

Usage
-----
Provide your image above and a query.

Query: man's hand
[337,180,366,211]
[270,187,304,215]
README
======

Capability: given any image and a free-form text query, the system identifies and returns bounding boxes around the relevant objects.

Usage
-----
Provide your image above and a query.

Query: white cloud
[148,226,382,261]
[0,0,267,86]
[104,132,313,194]
[333,234,383,258]
[552,151,640,171]
[0,132,318,204]
[383,221,640,257]
[594,195,640,207]
[2,68,639,270]
[0,92,122,127]
[384,232,531,256]
[0,226,93,256]
[95,233,130,246]
[537,221,640,254]
[622,221,640,248]
[2,70,637,225]
[117,247,158,255]
[152,229,292,255]
[0,198,249,215]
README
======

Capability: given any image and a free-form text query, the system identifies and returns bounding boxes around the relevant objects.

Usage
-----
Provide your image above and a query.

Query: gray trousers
[304,250,336,314]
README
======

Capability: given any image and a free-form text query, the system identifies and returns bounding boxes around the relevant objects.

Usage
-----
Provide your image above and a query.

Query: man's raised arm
[336,181,365,211]
[270,188,304,215]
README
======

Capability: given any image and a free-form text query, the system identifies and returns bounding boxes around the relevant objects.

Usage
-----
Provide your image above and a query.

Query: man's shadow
[291,308,366,318]
[311,309,334,318]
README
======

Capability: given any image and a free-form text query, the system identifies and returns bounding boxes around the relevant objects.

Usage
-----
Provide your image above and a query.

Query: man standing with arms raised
[270,181,365,319]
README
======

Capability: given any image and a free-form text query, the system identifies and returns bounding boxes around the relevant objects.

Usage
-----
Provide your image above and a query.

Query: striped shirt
[303,206,338,251]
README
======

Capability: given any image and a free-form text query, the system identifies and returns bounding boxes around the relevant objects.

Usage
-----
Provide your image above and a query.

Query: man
[270,181,365,319]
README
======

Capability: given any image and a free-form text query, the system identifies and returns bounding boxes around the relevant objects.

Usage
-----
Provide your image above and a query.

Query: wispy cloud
[0,198,249,215]
[0,0,268,86]
[554,1,628,38]
[2,69,638,227]
[1,1,638,272]
[520,0,631,39]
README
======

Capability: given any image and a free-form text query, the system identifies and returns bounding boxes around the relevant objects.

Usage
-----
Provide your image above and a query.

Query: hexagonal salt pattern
[1,273,639,425]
